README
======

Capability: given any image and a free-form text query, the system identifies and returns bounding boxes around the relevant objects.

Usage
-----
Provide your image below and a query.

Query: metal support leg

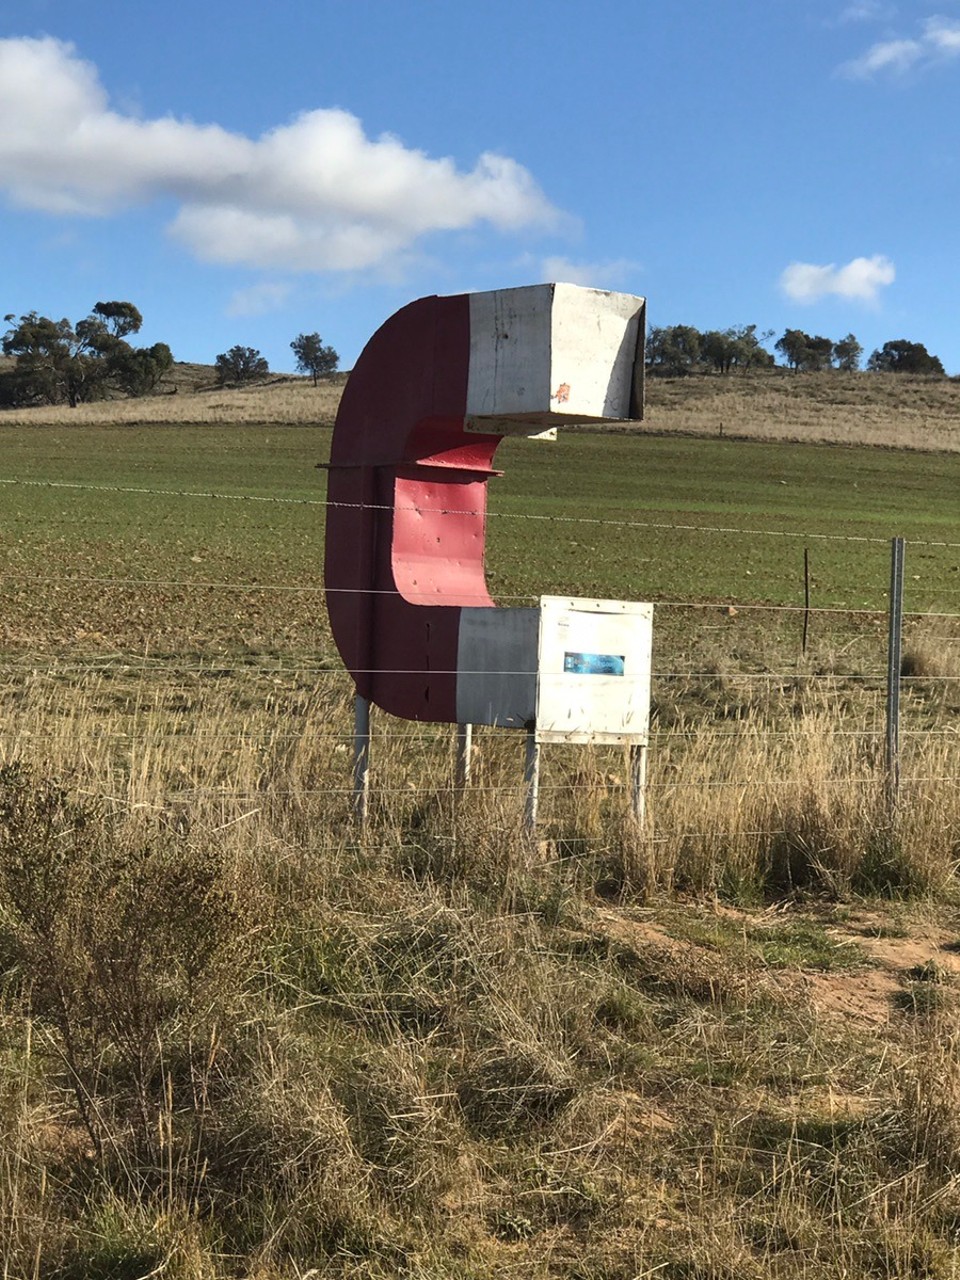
[629,742,648,829]
[524,728,540,832]
[353,695,371,824]
[455,723,473,791]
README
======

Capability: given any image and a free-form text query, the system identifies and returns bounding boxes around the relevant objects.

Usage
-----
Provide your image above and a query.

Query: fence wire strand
[3,476,960,822]
[5,474,960,551]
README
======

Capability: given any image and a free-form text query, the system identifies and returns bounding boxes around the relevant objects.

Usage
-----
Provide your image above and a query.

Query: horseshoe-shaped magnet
[324,283,645,724]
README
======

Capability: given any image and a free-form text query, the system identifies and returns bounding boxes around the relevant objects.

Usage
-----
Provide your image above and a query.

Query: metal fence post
[886,537,905,813]
[802,547,811,657]
[629,743,648,828]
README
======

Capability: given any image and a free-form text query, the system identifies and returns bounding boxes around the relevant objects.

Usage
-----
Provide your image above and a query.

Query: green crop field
[491,431,960,610]
[2,421,959,651]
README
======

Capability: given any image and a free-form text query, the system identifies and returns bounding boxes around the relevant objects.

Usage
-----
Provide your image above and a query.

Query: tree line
[1,301,340,408]
[1,303,173,408]
[646,324,946,377]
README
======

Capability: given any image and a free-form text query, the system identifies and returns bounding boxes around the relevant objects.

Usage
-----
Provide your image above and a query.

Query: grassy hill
[644,368,960,451]
[0,358,348,426]
[1,363,960,451]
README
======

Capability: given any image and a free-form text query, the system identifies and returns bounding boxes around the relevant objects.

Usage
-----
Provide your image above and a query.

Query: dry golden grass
[0,367,346,426]
[4,662,960,1275]
[0,647,955,902]
[643,369,960,452]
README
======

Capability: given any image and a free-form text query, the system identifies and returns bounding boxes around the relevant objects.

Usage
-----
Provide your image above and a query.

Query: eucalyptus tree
[290,332,339,385]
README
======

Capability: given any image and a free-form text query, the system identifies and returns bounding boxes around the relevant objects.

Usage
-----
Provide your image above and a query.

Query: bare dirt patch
[834,914,960,976]
[794,966,901,1027]
[584,902,960,1030]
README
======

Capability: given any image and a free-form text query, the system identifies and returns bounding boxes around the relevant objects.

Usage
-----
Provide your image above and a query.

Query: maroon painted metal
[324,293,504,722]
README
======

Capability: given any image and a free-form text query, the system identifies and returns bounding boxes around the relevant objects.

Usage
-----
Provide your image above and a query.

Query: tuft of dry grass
[2,694,960,1274]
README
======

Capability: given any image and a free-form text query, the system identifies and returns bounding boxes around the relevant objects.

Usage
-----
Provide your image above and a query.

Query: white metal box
[464,283,646,437]
[456,596,652,744]
[536,596,652,744]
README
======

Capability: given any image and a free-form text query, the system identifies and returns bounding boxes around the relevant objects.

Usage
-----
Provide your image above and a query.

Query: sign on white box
[536,597,653,745]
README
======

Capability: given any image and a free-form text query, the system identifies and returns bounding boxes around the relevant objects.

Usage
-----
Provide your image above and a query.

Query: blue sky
[2,0,958,374]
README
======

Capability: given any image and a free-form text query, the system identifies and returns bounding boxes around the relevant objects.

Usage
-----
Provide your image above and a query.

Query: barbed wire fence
[1,476,958,861]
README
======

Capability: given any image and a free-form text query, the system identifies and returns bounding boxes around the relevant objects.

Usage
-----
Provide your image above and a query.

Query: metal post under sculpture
[324,282,653,820]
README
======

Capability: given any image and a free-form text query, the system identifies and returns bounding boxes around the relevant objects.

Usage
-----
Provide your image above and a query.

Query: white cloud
[0,36,560,272]
[226,281,293,317]
[837,1,895,24]
[780,255,896,303]
[540,255,640,289]
[925,15,960,53]
[840,14,960,77]
[842,37,923,76]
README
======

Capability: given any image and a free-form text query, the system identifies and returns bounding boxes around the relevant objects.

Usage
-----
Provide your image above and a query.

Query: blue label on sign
[563,652,625,676]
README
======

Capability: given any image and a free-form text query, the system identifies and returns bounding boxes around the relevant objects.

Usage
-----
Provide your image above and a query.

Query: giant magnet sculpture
[324,283,653,825]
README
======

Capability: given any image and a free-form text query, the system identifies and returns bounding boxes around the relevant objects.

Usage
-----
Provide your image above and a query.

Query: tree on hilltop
[833,334,863,372]
[2,313,86,407]
[646,324,701,376]
[868,340,945,376]
[290,332,339,385]
[112,342,174,396]
[700,329,738,374]
[775,329,834,372]
[215,346,270,385]
[93,300,143,338]
[775,329,808,371]
[701,325,773,374]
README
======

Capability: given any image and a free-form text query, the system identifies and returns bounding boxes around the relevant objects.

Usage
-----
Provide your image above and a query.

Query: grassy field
[3,378,960,1276]
[3,417,960,635]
